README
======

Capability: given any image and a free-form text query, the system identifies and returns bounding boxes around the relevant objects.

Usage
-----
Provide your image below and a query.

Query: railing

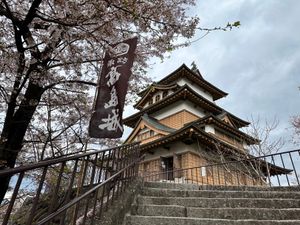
[0,143,140,225]
[143,149,300,187]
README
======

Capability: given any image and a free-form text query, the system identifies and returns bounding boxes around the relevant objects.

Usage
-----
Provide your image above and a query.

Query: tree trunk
[0,81,44,204]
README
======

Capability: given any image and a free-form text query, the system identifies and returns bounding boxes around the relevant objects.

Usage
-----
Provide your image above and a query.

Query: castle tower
[123,64,288,185]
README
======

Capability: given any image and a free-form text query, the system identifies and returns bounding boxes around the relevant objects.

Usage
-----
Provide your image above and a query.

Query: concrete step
[131,182,300,225]
[144,182,300,192]
[137,196,300,209]
[135,204,300,220]
[144,182,199,190]
[197,185,300,192]
[126,215,300,225]
[135,204,186,217]
[142,187,300,199]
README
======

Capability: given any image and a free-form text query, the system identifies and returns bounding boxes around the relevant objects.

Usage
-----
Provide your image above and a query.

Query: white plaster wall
[204,125,215,134]
[243,141,249,149]
[177,78,214,102]
[150,100,206,120]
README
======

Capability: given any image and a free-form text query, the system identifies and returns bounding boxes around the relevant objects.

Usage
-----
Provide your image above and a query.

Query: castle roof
[140,122,241,153]
[141,114,176,133]
[141,64,228,100]
[124,114,175,144]
[217,111,250,128]
[124,84,221,127]
[139,123,290,176]
[124,84,249,128]
[134,83,179,110]
[194,114,259,145]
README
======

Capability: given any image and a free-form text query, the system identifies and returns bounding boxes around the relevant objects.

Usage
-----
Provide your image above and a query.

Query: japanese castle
[123,64,288,185]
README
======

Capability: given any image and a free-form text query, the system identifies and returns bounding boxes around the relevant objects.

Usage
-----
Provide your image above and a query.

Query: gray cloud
[123,0,300,148]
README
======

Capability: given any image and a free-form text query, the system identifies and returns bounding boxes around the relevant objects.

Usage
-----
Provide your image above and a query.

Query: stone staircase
[125,182,300,225]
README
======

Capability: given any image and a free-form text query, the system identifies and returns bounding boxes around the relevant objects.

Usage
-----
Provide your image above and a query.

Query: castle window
[150,130,154,136]
[163,91,168,98]
[201,167,206,176]
[155,95,160,102]
[149,98,153,105]
[145,131,150,138]
[143,162,148,171]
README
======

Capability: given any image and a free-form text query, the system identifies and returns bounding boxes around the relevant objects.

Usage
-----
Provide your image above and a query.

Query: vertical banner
[89,37,138,138]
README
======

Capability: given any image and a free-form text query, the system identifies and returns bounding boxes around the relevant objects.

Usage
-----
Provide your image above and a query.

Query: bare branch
[245,115,285,156]
[44,80,97,91]
[23,0,43,26]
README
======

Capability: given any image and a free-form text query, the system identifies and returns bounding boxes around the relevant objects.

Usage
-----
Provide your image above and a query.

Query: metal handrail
[37,156,143,225]
[1,143,141,225]
[147,148,299,173]
[142,148,300,187]
[0,143,137,177]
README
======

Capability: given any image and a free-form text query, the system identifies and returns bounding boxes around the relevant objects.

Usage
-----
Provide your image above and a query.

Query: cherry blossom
[0,0,199,203]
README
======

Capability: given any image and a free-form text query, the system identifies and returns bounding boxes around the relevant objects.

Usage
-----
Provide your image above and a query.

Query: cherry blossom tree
[0,0,201,204]
[290,87,300,144]
[0,0,241,204]
[291,115,300,144]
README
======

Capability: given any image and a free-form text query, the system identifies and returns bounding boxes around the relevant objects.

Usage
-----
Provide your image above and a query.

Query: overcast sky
[123,0,300,150]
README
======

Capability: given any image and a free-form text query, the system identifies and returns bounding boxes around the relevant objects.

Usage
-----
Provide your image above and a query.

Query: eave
[219,111,250,128]
[140,124,216,152]
[123,85,223,128]
[196,114,259,145]
[124,114,174,144]
[157,64,228,101]
[139,124,291,176]
[134,83,179,110]
[140,123,248,155]
[138,83,179,97]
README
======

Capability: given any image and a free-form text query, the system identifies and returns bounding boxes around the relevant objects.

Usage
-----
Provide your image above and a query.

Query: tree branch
[48,58,103,69]
[35,12,97,27]
[44,80,97,91]
[23,0,43,26]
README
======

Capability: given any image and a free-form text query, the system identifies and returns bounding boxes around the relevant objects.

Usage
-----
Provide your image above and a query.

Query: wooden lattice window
[143,162,149,171]
[149,98,153,105]
[155,95,160,102]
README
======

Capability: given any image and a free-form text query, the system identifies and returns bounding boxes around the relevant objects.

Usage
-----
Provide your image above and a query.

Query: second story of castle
[124,64,258,151]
